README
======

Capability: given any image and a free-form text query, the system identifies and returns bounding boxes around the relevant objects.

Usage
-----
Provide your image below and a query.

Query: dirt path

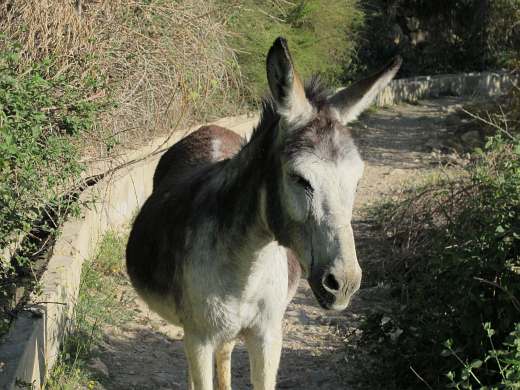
[90,97,467,389]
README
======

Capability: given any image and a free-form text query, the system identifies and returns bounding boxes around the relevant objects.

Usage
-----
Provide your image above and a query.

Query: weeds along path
[85,97,469,389]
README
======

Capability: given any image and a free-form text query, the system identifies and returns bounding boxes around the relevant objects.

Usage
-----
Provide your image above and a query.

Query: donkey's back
[153,125,243,191]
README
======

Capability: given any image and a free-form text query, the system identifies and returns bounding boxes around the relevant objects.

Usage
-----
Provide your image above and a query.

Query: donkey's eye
[290,174,313,193]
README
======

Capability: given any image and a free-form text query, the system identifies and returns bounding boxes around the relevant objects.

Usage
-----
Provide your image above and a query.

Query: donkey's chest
[186,242,290,336]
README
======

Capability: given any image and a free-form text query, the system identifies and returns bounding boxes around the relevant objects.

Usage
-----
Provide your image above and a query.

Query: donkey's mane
[239,76,356,163]
[248,76,331,144]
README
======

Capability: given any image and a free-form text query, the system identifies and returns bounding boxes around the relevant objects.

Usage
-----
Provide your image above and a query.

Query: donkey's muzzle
[307,269,335,310]
[308,267,361,311]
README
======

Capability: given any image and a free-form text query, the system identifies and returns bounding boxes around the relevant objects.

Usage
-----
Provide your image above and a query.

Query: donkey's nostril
[323,273,340,292]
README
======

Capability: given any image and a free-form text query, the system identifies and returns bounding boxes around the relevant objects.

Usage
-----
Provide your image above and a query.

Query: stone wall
[375,71,518,107]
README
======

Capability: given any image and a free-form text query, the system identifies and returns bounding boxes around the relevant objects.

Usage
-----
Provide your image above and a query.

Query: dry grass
[0,0,245,160]
[0,0,94,73]
[374,173,469,266]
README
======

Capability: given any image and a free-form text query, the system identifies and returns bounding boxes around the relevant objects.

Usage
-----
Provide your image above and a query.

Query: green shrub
[223,0,364,100]
[0,39,107,279]
[445,322,520,389]
[358,132,520,388]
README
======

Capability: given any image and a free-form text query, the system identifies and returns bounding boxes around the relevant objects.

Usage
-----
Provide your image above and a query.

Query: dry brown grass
[0,0,94,74]
[0,0,245,160]
[377,174,471,263]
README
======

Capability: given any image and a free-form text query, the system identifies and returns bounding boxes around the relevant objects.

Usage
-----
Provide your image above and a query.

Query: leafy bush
[0,40,107,279]
[223,0,364,99]
[357,114,520,388]
[445,322,520,389]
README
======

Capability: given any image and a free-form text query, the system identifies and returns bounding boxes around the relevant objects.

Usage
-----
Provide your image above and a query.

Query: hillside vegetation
[222,0,363,98]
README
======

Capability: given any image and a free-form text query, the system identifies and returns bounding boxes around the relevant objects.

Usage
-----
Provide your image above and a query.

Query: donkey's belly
[135,288,183,327]
[137,285,281,341]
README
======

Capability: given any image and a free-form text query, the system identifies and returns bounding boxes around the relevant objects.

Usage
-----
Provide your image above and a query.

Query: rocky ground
[88,97,473,389]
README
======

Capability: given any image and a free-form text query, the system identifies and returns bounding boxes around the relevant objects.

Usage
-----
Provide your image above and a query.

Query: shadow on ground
[352,97,464,168]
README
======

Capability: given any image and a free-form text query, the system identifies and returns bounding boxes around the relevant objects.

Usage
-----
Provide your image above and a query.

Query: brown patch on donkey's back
[153,125,243,190]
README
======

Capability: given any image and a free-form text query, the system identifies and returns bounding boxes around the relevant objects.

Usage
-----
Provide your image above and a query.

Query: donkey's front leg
[244,325,283,390]
[184,333,214,390]
[216,340,236,390]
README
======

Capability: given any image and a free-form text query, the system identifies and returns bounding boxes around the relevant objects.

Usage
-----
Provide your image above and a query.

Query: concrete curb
[0,69,517,389]
[0,114,257,390]
[375,71,518,107]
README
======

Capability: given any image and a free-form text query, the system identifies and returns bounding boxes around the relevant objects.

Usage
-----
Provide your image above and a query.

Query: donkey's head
[263,37,401,310]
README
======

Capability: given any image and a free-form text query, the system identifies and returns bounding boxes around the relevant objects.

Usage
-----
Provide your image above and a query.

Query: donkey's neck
[206,112,279,263]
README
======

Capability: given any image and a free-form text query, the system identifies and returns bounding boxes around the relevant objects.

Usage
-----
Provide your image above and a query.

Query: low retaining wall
[0,69,518,389]
[375,71,518,107]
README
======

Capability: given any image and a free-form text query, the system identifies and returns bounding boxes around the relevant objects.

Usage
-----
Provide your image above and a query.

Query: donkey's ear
[328,56,402,125]
[266,37,313,123]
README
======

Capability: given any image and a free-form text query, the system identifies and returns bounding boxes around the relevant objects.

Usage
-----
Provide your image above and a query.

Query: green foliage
[486,0,520,70]
[223,0,364,100]
[45,231,131,389]
[353,0,520,78]
[0,38,107,279]
[358,132,520,388]
[445,323,520,389]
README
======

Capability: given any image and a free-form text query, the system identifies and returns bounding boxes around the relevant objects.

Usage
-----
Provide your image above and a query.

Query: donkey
[126,37,401,390]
